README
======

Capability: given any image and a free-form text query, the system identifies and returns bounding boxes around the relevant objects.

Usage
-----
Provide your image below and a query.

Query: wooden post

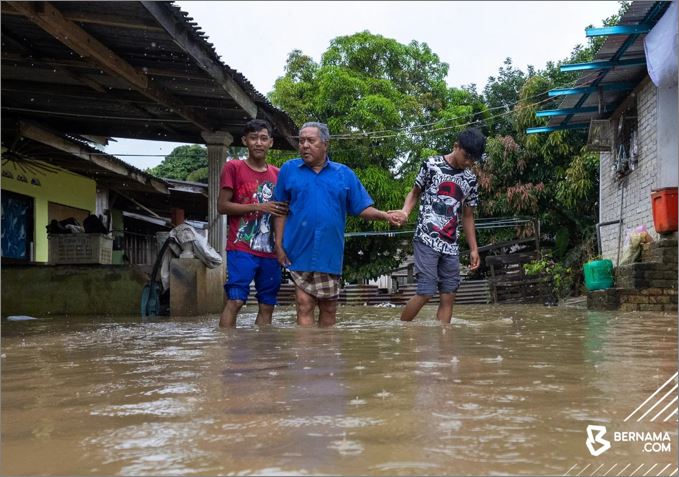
[489,262,497,304]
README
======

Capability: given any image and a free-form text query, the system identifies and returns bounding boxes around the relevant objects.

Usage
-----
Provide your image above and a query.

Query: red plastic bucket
[651,187,678,234]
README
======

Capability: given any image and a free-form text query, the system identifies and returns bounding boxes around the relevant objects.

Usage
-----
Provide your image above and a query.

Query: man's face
[451,142,475,169]
[298,127,328,166]
[241,128,273,161]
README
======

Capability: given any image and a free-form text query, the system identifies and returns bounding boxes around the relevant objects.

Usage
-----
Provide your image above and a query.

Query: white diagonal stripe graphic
[632,464,646,476]
[625,373,678,422]
[651,396,678,421]
[592,463,605,475]
[643,464,658,476]
[637,384,679,422]
[657,464,672,476]
[663,407,678,422]
[603,464,618,476]
[564,463,578,476]
[670,468,678,476]
[617,464,632,476]
[576,464,591,476]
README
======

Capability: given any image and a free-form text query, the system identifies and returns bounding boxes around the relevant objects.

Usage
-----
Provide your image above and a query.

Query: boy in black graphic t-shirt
[390,128,486,323]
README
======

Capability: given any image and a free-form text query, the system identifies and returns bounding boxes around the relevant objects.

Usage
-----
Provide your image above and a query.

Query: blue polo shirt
[273,158,373,275]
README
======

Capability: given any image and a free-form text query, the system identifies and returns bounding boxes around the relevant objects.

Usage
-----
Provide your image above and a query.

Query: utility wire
[334,94,557,142]
[324,69,602,140]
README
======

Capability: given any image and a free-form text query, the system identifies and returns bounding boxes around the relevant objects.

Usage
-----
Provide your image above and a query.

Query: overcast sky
[104,1,620,169]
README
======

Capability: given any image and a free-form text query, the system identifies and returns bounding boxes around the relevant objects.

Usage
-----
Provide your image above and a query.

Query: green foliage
[483,58,532,136]
[524,254,573,299]
[473,1,625,282]
[148,145,207,181]
[267,149,298,169]
[186,167,208,183]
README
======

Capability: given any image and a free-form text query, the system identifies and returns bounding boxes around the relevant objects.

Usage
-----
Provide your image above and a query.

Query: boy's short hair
[243,119,273,137]
[457,128,486,161]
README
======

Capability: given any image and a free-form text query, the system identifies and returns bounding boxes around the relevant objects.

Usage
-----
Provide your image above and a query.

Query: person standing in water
[390,127,486,323]
[217,119,289,327]
[272,122,401,327]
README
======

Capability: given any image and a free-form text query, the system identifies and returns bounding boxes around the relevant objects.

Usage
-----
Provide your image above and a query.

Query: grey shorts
[413,240,460,296]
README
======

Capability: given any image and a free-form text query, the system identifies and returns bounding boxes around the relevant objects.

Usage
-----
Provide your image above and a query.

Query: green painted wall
[2,160,96,262]
[1,264,149,316]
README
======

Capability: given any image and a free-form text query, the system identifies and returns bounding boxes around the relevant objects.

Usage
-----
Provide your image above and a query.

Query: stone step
[641,242,678,264]
[615,261,678,289]
[588,287,678,312]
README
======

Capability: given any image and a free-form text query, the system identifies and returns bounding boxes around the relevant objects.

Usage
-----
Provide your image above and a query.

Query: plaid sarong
[290,271,340,300]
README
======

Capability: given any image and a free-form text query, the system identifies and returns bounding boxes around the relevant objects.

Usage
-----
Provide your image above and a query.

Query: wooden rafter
[141,1,258,119]
[2,4,164,32]
[7,1,215,132]
[18,120,169,194]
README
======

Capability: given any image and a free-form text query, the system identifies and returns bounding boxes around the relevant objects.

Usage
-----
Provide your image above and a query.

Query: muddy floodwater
[2,304,677,476]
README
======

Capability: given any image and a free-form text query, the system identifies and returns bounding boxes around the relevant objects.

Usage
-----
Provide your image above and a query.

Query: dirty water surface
[1,304,677,476]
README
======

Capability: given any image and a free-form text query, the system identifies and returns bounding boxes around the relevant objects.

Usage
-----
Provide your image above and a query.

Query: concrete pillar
[201,130,233,261]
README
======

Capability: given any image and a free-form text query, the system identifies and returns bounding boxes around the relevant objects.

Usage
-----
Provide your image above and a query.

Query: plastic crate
[48,233,113,264]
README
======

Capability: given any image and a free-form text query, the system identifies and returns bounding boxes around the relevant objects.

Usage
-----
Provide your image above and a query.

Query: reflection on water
[1,305,677,476]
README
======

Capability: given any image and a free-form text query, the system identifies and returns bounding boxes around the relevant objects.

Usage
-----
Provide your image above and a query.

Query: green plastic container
[583,259,614,291]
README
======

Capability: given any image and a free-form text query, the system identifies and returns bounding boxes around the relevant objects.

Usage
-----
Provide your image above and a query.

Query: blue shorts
[225,251,282,305]
[413,240,461,296]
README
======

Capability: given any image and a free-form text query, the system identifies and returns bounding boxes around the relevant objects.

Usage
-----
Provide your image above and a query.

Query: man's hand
[387,210,407,226]
[275,244,291,267]
[259,201,289,216]
[469,249,480,271]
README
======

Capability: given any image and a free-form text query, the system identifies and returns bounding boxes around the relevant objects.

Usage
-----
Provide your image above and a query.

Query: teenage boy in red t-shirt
[217,119,289,327]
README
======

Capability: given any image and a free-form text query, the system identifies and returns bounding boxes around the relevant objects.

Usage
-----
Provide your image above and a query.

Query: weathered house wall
[598,78,678,264]
[2,160,96,262]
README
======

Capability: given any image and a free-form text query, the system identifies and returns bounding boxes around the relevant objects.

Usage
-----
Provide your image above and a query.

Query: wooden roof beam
[7,1,215,132]
[18,120,169,194]
[58,11,165,32]
[141,1,258,119]
[1,5,164,32]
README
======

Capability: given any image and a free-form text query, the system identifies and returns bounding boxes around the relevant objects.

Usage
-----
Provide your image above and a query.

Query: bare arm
[217,187,288,216]
[401,186,422,217]
[359,206,401,226]
[273,214,291,266]
[388,186,421,225]
[462,205,480,270]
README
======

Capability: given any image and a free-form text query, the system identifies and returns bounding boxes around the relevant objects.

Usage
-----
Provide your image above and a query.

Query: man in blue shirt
[273,122,400,327]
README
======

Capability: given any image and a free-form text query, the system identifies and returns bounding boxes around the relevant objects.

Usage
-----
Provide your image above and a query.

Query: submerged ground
[1,304,677,476]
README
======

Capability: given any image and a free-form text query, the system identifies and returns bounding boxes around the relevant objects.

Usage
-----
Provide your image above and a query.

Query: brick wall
[599,79,659,264]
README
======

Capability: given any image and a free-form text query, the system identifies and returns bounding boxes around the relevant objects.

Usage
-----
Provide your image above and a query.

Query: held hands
[259,201,289,216]
[387,210,408,227]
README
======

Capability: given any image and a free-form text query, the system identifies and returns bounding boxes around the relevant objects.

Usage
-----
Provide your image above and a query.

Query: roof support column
[201,131,233,262]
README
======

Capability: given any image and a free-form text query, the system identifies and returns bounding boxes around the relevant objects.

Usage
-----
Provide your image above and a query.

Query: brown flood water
[1,304,677,476]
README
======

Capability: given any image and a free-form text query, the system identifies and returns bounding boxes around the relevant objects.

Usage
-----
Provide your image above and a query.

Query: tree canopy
[148,144,207,181]
[148,145,247,183]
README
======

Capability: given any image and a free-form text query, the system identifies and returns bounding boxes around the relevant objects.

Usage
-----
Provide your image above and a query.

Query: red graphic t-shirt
[219,159,279,258]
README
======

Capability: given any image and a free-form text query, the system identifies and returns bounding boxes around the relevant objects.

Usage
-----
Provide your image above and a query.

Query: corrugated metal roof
[543,1,671,129]
[1,1,298,148]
